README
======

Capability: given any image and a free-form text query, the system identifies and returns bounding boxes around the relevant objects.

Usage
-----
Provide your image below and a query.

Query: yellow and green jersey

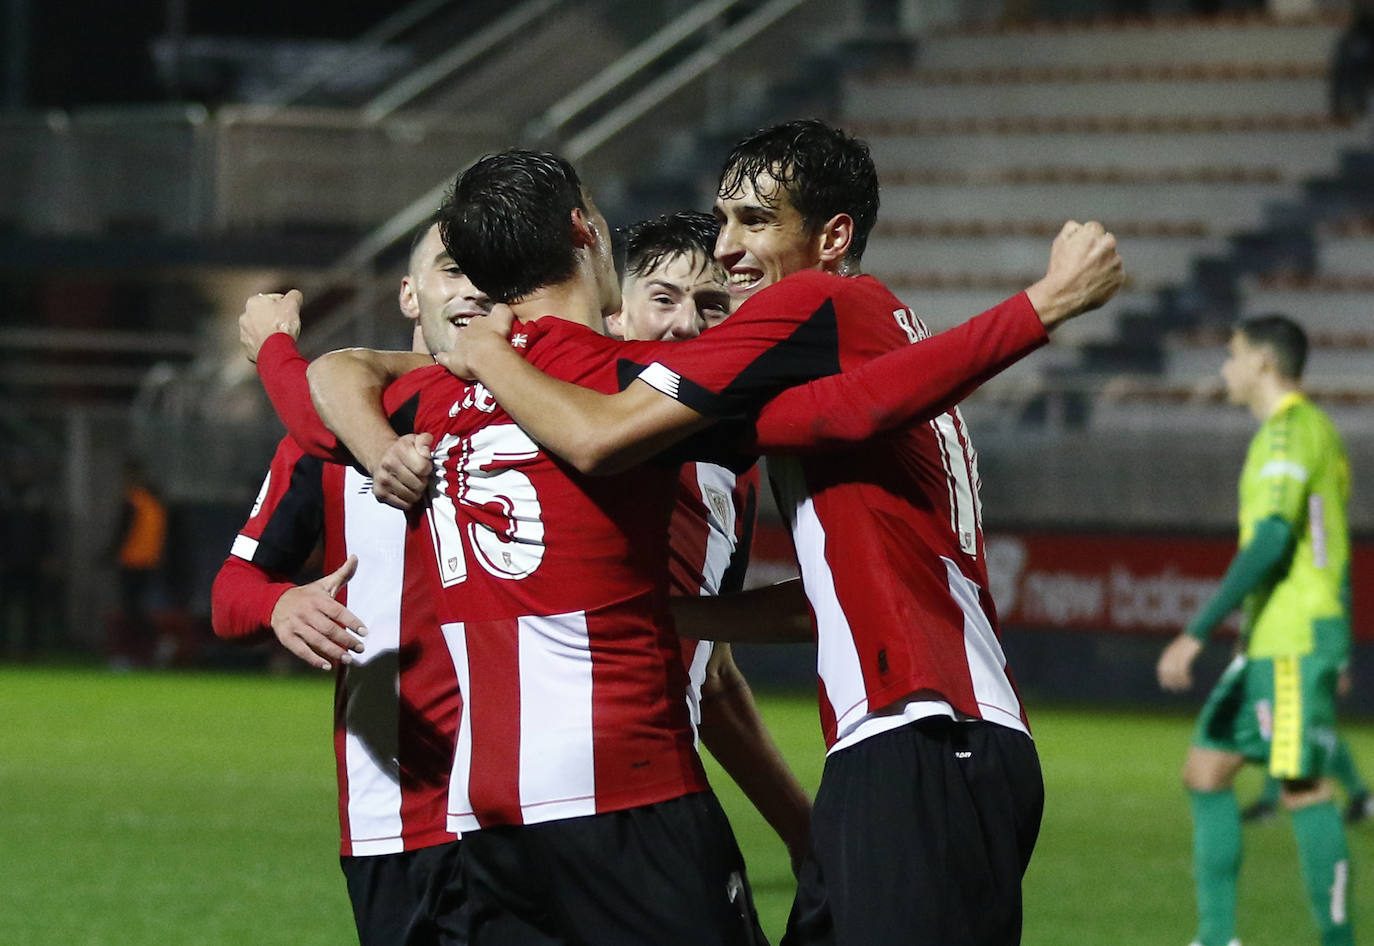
[1239,392,1350,658]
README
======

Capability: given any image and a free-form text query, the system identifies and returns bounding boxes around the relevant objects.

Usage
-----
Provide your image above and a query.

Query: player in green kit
[1157,315,1354,946]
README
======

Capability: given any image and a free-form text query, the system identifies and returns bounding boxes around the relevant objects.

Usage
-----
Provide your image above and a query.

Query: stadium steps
[840,10,1373,423]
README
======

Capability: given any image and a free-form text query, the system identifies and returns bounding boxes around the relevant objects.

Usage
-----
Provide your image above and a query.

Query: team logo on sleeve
[704,487,732,532]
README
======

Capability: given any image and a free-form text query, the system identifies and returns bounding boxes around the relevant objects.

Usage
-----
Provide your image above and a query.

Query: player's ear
[605,309,626,339]
[571,208,598,250]
[817,213,854,265]
[399,275,420,321]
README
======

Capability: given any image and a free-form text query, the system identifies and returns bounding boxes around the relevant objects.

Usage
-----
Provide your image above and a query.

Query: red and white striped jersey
[668,462,758,601]
[395,320,717,834]
[640,271,1035,749]
[670,462,759,738]
[228,385,459,856]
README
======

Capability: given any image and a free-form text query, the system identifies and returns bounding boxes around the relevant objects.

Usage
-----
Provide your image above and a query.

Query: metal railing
[297,0,851,352]
[256,0,457,110]
[361,0,565,122]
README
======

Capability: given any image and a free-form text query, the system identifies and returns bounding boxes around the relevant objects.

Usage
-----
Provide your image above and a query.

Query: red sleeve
[750,292,1048,453]
[256,333,343,459]
[210,555,294,639]
[634,270,844,417]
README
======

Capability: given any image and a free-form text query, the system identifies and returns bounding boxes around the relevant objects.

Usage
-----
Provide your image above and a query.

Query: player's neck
[410,324,429,355]
[508,280,606,334]
[1252,378,1300,421]
[827,257,862,278]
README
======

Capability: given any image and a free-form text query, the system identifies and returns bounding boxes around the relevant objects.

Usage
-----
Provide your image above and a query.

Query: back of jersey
[400,326,707,833]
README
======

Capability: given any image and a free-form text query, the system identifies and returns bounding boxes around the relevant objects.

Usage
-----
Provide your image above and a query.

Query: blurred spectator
[107,459,168,669]
[1331,0,1374,122]
[0,454,60,658]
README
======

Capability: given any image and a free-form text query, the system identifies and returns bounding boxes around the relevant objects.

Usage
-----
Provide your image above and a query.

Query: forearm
[751,292,1047,452]
[467,334,708,474]
[670,579,813,643]
[307,349,426,473]
[256,333,343,459]
[1187,516,1293,641]
[698,649,811,857]
[210,556,292,639]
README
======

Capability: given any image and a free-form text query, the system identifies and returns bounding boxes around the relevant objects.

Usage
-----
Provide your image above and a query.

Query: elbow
[562,434,632,477]
[304,355,333,406]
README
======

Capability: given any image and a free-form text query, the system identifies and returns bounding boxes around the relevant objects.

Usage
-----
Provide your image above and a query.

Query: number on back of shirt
[427,424,546,586]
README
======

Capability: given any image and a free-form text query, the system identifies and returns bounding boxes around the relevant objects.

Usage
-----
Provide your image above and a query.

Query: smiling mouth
[728,271,762,292]
[448,311,486,328]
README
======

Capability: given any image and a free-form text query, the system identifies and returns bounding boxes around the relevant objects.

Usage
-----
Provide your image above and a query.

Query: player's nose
[668,311,704,340]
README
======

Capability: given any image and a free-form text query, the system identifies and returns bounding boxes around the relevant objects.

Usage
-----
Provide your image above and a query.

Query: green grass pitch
[1,666,1369,945]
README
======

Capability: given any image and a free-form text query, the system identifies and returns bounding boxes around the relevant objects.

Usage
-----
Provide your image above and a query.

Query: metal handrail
[530,0,738,140]
[563,0,811,162]
[305,0,820,342]
[361,0,564,123]
[257,0,454,110]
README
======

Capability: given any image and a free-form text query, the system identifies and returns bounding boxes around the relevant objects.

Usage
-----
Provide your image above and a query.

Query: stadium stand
[847,10,1373,432]
[4,0,1373,659]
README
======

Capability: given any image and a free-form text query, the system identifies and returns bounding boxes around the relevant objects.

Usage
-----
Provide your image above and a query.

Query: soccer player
[347,124,1125,946]
[1156,315,1354,946]
[614,208,812,872]
[209,219,489,946]
[312,154,776,946]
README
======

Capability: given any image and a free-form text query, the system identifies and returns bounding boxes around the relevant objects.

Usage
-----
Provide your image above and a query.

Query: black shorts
[459,791,766,946]
[340,840,467,946]
[783,717,1044,946]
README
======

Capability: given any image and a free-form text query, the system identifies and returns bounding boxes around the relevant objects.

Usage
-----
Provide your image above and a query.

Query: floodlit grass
[1,666,1370,945]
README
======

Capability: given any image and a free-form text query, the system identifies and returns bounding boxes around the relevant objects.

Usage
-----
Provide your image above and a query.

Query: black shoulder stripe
[252,453,326,576]
[616,357,647,392]
[389,391,422,437]
[716,297,842,415]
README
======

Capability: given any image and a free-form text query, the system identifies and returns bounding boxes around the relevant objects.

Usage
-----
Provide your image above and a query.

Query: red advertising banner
[984,533,1236,637]
[749,523,1374,641]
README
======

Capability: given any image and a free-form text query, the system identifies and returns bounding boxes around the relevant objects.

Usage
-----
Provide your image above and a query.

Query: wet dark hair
[717,119,879,264]
[1236,314,1307,380]
[622,210,721,281]
[437,150,585,303]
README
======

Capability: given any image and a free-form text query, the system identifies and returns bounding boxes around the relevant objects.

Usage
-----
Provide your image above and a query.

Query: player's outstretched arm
[439,221,1125,471]
[751,293,1045,451]
[751,221,1124,452]
[670,579,813,643]
[697,644,812,877]
[438,318,710,475]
